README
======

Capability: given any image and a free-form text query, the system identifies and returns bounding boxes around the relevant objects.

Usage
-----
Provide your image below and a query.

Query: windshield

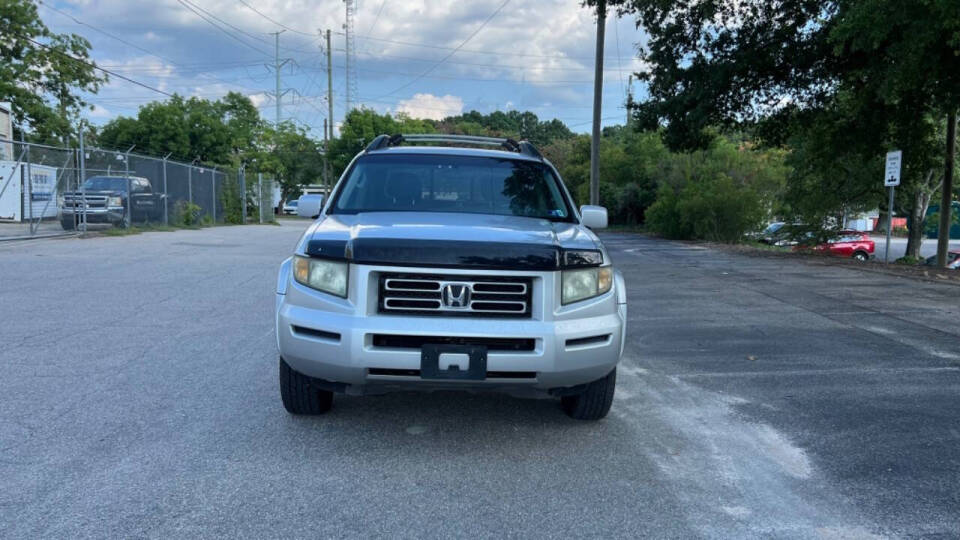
[763,222,784,235]
[82,177,128,192]
[332,153,571,220]
[288,200,298,206]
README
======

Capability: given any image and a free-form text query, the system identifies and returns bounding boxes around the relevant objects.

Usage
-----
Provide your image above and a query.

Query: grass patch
[742,240,787,252]
[606,224,647,233]
[100,223,179,237]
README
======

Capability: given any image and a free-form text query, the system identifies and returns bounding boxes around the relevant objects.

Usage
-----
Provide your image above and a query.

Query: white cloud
[248,93,269,108]
[395,93,463,120]
[88,104,112,119]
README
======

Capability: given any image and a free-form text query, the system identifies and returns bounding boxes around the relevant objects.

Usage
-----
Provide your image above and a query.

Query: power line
[235,0,317,36]
[374,0,512,100]
[352,49,639,74]
[175,0,271,56]
[38,2,263,93]
[304,62,615,85]
[366,0,388,36]
[568,115,622,128]
[23,36,174,98]
[180,0,321,53]
[338,32,623,61]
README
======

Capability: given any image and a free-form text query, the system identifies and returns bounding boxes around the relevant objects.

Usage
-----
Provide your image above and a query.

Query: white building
[0,102,12,160]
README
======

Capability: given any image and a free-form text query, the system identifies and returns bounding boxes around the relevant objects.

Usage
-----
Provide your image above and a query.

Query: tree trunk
[937,110,957,267]
[905,187,931,258]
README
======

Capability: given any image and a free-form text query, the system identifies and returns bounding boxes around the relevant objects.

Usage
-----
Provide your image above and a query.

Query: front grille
[371,334,536,352]
[63,195,107,209]
[378,273,532,318]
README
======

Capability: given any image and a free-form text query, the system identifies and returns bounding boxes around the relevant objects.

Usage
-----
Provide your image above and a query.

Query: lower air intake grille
[371,334,535,352]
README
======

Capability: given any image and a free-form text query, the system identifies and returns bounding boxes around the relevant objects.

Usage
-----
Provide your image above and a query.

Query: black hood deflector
[305,238,569,270]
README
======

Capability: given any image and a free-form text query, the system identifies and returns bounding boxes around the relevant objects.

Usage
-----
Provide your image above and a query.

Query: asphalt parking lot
[1,223,958,538]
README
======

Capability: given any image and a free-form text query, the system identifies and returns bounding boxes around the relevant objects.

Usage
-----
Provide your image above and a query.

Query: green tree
[256,121,325,202]
[327,108,435,176]
[0,0,107,143]
[98,92,264,165]
[436,109,574,147]
[597,0,960,255]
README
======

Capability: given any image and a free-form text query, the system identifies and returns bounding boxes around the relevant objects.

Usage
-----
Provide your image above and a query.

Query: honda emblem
[442,284,470,308]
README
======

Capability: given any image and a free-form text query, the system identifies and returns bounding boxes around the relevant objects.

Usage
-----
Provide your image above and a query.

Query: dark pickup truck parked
[60,176,166,229]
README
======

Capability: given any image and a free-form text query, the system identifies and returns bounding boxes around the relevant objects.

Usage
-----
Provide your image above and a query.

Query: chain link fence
[0,137,280,240]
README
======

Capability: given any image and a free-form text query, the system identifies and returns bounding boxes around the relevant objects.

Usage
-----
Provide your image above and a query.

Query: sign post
[883,150,902,264]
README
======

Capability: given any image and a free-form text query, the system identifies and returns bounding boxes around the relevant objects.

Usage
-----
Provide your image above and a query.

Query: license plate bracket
[420,344,487,380]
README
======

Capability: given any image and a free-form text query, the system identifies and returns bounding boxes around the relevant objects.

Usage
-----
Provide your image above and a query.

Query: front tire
[853,251,868,262]
[279,358,333,415]
[561,368,616,420]
[60,217,75,230]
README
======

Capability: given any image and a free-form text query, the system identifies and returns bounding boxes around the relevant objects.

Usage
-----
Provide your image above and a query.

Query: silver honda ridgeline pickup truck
[275,134,627,420]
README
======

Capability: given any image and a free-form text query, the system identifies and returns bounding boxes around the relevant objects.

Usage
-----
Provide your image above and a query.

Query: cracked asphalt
[1,223,958,538]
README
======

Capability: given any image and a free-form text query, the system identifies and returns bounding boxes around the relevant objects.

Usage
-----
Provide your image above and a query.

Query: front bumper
[275,260,627,396]
[61,207,124,223]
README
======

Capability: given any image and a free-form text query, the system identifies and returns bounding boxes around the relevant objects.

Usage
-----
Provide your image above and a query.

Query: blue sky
[42,0,647,136]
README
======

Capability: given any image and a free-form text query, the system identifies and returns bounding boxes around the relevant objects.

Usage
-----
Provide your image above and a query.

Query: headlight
[108,196,122,207]
[293,255,348,297]
[561,266,612,305]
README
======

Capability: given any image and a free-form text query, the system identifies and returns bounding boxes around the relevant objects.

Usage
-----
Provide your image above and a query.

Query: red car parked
[794,230,875,261]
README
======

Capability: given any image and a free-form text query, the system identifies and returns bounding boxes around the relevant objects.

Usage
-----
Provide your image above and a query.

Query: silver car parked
[275,134,627,420]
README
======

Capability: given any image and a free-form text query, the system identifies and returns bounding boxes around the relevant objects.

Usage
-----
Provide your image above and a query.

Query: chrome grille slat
[379,273,532,318]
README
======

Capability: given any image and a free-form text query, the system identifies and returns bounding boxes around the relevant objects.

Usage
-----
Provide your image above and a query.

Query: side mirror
[580,205,608,229]
[297,194,324,218]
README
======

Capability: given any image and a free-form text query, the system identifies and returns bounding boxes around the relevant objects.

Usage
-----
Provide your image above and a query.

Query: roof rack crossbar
[364,133,544,160]
[365,134,391,152]
[399,134,509,147]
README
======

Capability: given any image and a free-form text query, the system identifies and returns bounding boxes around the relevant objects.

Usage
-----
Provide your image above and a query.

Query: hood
[301,212,602,270]
[64,190,123,196]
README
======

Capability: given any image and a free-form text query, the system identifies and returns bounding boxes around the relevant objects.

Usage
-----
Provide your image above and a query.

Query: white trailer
[0,161,59,222]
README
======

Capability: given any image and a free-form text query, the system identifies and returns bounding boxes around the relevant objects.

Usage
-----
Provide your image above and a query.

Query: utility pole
[589,0,606,206]
[937,110,956,268]
[268,30,293,126]
[326,29,334,139]
[325,28,334,197]
[323,118,330,195]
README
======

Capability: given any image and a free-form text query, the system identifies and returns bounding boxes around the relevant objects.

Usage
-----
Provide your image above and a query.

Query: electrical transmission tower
[266,30,298,126]
[342,0,358,115]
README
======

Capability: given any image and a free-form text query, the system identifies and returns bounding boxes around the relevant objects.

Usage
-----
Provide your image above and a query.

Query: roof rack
[364,133,543,160]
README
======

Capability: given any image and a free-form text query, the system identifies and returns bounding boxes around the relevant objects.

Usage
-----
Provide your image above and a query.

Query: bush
[220,177,244,224]
[173,201,203,227]
[895,255,922,265]
[646,173,764,243]
[611,182,657,225]
[576,180,617,209]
